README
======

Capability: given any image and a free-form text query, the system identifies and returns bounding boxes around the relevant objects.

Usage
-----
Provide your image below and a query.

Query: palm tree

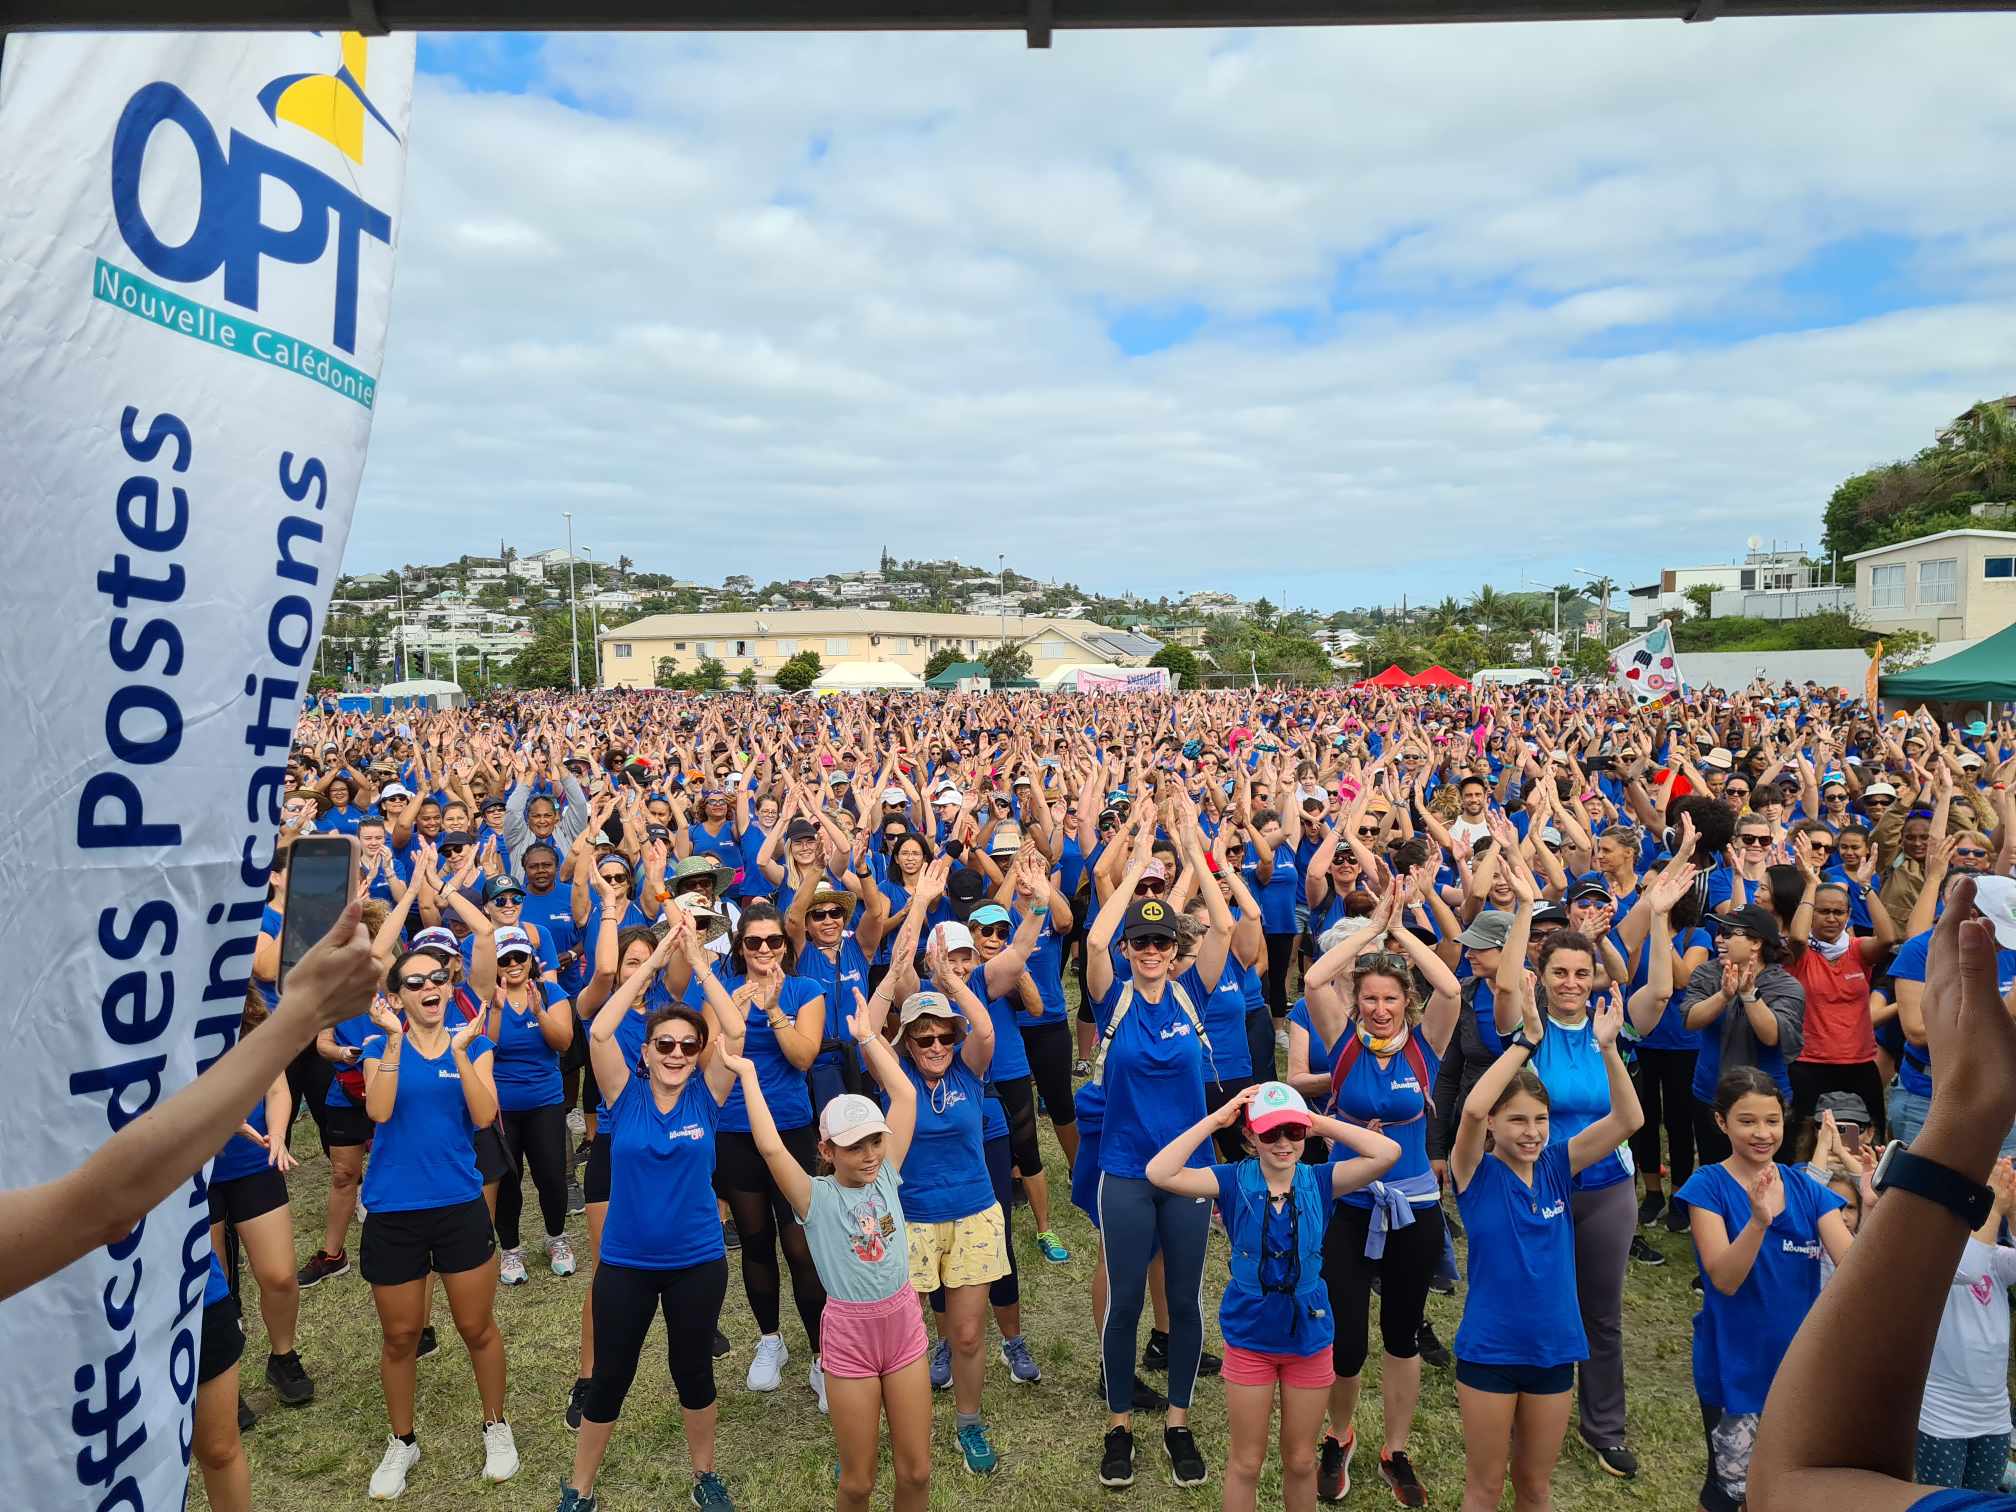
[617,554,634,588]
[1424,596,1463,635]
[1934,399,2016,499]
[1469,585,1506,630]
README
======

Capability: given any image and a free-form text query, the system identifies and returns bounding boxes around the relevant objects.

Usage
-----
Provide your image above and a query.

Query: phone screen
[1840,1123,1863,1153]
[280,836,356,987]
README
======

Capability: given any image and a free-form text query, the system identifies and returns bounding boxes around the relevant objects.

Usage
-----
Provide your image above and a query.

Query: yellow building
[598,610,1162,688]
[1849,528,2016,643]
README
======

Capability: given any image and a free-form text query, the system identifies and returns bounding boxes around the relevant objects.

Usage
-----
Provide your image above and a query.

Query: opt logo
[107,37,397,355]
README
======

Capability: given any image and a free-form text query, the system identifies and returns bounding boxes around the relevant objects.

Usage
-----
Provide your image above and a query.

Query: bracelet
[1032,901,1050,915]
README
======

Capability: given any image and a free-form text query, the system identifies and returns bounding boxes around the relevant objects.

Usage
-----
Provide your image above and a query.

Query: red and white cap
[1246,1081,1313,1134]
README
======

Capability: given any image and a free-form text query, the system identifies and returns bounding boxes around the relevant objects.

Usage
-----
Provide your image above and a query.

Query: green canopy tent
[1880,622,2016,703]
[925,660,990,689]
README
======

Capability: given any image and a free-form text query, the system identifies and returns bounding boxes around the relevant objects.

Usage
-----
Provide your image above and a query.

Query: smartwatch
[1508,1033,1541,1057]
[1872,1141,1994,1229]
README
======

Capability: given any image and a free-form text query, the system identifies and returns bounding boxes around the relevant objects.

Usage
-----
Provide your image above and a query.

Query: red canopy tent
[1409,665,1467,689]
[1358,664,1415,688]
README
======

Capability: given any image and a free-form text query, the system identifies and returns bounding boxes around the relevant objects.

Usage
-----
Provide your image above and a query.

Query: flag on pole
[1609,621,1684,706]
[1866,642,1883,713]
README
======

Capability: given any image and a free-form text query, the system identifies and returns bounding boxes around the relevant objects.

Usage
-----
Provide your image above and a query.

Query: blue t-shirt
[322,1011,376,1108]
[489,981,570,1112]
[888,1058,994,1223]
[1885,931,2016,1097]
[213,1095,271,1183]
[1288,996,1336,1073]
[1200,962,1254,1083]
[967,962,1030,1082]
[357,1032,495,1214]
[687,820,742,881]
[1015,907,1069,1029]
[1531,1016,1631,1192]
[799,937,871,1063]
[591,998,657,1118]
[686,973,821,1133]
[736,825,774,900]
[204,1251,230,1308]
[1081,971,1214,1180]
[598,1073,726,1270]
[1453,1145,1586,1368]
[1676,1161,1845,1412]
[1327,1030,1442,1210]
[320,803,366,837]
[1255,844,1301,934]
[1913,1494,2016,1511]
[1637,926,1710,1052]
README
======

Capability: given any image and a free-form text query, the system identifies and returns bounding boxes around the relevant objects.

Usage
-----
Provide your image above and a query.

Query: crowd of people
[177,680,2016,1510]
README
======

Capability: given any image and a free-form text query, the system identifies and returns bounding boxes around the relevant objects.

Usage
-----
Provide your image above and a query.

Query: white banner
[1077,668,1171,693]
[1609,621,1685,706]
[0,29,412,1508]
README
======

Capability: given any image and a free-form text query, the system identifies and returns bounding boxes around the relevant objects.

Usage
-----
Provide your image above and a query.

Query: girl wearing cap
[1081,795,1234,1493]
[1301,879,1462,1507]
[1449,975,1643,1512]
[484,925,577,1287]
[561,908,744,1512]
[725,981,931,1512]
[1147,1083,1401,1512]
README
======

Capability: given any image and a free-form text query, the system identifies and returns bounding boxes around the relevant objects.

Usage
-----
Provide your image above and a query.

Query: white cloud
[351,17,2016,605]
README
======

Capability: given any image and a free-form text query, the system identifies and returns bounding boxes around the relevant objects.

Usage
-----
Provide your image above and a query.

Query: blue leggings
[1098,1172,1211,1413]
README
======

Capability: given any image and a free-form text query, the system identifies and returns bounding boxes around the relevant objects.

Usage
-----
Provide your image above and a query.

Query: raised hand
[367,993,403,1038]
[1592,985,1626,1050]
[847,985,889,1045]
[1647,862,1699,915]
[1214,1083,1261,1129]
[1749,1164,1785,1227]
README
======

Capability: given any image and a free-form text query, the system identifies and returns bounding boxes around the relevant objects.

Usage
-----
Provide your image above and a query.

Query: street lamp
[563,512,580,692]
[997,553,1007,657]
[583,547,602,687]
[1518,573,1562,649]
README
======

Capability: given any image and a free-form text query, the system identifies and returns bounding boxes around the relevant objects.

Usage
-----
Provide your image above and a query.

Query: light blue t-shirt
[799,1161,911,1303]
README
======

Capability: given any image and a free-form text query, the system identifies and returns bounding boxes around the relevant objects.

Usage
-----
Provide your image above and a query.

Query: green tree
[1569,638,1613,680]
[1148,644,1201,688]
[1933,399,2016,499]
[1427,626,1490,677]
[510,610,598,689]
[1357,627,1431,676]
[655,657,684,689]
[736,667,757,691]
[1683,584,1717,620]
[1881,629,1938,672]
[983,642,1034,685]
[1249,597,1278,630]
[774,650,823,692]
[923,647,963,681]
[693,657,729,692]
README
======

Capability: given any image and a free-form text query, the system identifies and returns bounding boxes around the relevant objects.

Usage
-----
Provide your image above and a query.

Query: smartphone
[1840,1123,1863,1154]
[279,835,358,987]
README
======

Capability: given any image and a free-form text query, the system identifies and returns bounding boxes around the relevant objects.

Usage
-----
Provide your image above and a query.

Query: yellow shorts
[906,1203,1009,1293]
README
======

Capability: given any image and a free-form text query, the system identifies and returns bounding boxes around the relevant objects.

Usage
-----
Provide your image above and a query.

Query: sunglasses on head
[743,934,786,952]
[651,1034,702,1057]
[398,969,453,990]
[908,1031,958,1049]
[1255,1123,1309,1145]
[807,907,845,922]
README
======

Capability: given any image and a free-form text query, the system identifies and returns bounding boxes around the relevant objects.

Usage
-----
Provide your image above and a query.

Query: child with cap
[1146,1082,1400,1512]
[720,978,932,1512]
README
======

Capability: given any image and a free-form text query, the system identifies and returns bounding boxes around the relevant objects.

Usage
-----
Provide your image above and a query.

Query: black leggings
[1021,1021,1077,1128]
[1324,1199,1444,1376]
[584,1257,729,1422]
[717,1127,826,1351]
[992,1074,1045,1176]
[1628,1047,1699,1196]
[1263,932,1297,1018]
[1692,1098,1732,1171]
[286,1045,332,1149]
[932,1132,1019,1312]
[495,1103,570,1250]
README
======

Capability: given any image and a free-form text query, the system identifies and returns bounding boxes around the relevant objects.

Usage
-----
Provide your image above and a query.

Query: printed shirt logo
[846,1194,892,1263]
[1159,1021,1194,1041]
[666,1124,706,1143]
[1540,1200,1566,1219]
[1780,1237,1822,1259]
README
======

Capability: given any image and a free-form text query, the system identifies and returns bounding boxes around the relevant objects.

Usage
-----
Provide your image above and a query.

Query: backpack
[1328,1029,1435,1129]
[1090,978,1212,1088]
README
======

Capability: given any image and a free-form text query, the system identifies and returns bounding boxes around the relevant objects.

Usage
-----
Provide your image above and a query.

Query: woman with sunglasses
[1785,835,1896,1151]
[1710,815,1780,918]
[1081,796,1234,1493]
[869,830,934,993]
[788,871,898,1124]
[1148,1083,1400,1512]
[1302,879,1462,1507]
[679,901,832,1405]
[357,952,516,1500]
[561,908,744,1512]
[484,923,577,1288]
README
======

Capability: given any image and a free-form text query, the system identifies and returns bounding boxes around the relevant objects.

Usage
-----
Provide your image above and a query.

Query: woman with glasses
[484,924,577,1288]
[357,951,516,1500]
[560,908,744,1512]
[1711,816,1780,918]
[1146,1083,1400,1512]
[788,871,896,1122]
[1785,833,1896,1151]
[1301,880,1462,1507]
[1675,903,1807,1165]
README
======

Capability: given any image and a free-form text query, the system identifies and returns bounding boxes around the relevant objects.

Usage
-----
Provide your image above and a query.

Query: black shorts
[992,1074,1044,1176]
[1021,1020,1076,1128]
[713,1125,815,1196]
[474,1124,509,1185]
[1455,1358,1575,1395]
[584,1131,613,1206]
[207,1166,290,1227]
[322,1101,374,1150]
[199,1293,244,1386]
[361,1198,496,1286]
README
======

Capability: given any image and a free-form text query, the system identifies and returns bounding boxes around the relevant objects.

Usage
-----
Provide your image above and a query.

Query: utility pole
[997,553,1007,655]
[584,548,602,687]
[563,512,580,692]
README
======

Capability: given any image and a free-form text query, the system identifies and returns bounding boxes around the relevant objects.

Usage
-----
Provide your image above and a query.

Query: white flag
[0,30,413,1507]
[1609,621,1684,706]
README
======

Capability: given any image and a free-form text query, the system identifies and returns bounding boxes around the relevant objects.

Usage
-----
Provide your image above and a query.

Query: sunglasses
[908,1031,958,1049]
[600,873,632,887]
[499,952,533,966]
[744,934,787,952]
[807,907,845,922]
[651,1035,702,1057]
[398,969,453,990]
[1255,1124,1309,1145]
[1863,796,1894,807]
[1129,934,1176,952]
[1738,834,1773,848]
[1137,880,1167,895]
[1355,827,1377,838]
[492,895,523,907]
[974,923,1010,940]
[1956,847,1991,860]
[440,845,468,857]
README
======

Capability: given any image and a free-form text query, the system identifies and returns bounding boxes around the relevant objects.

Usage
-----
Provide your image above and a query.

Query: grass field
[196,1098,1718,1512]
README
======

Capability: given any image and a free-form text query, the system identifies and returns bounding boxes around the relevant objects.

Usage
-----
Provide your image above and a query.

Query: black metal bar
[1027,0,1051,45]
[4,0,2012,30]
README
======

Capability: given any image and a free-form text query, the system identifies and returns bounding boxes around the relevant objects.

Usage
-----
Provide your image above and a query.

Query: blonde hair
[1351,956,1427,1027]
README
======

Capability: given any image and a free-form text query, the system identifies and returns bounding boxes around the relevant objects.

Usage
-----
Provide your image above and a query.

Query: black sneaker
[712,1328,731,1360]
[1582,1435,1639,1479]
[1099,1426,1136,1489]
[723,1218,741,1252]
[1691,1273,1704,1293]
[416,1326,439,1360]
[1164,1426,1208,1488]
[566,1179,586,1216]
[1629,1234,1666,1267]
[1666,1203,1691,1235]
[1416,1321,1451,1370]
[1427,1271,1457,1297]
[565,1376,590,1431]
[1317,1431,1354,1502]
[237,1394,257,1433]
[574,1138,593,1164]
[265,1350,315,1406]
[1379,1448,1427,1507]
[296,1249,349,1288]
[1638,1191,1667,1227]
[1094,1364,1167,1413]
[1141,1330,1222,1377]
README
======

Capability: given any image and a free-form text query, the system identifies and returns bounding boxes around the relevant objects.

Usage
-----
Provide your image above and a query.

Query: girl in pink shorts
[1148,1081,1400,1512]
[723,977,930,1512]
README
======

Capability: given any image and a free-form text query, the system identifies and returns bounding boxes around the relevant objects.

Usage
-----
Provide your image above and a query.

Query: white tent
[370,678,467,708]
[1036,662,1166,692]
[810,661,926,692]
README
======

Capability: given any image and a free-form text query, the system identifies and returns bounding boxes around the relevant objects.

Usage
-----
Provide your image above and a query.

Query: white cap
[930,921,975,955]
[818,1093,890,1147]
[494,925,534,957]
[1862,781,1898,798]
[1971,875,2016,949]
[934,788,963,806]
[882,787,907,803]
[380,782,414,800]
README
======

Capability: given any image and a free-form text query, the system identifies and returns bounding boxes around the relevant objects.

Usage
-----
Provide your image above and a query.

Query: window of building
[1987,557,2015,580]
[732,640,748,657]
[1920,559,1958,605]
[673,641,687,651]
[776,639,797,656]
[826,638,850,656]
[612,643,632,658]
[1869,564,1905,609]
[1039,639,1068,660]
[694,641,713,657]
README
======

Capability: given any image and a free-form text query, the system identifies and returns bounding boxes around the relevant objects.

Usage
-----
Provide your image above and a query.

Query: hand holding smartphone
[279,835,359,988]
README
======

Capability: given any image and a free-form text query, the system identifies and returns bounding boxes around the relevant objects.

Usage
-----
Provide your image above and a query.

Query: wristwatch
[1508,1032,1541,1056]
[1872,1141,1994,1228]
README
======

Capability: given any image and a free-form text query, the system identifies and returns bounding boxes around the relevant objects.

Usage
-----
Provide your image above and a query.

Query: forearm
[1743,994,1781,1045]
[1145,1118,1215,1186]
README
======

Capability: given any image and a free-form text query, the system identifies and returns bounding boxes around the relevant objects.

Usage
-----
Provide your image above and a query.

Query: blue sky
[346,20,2016,613]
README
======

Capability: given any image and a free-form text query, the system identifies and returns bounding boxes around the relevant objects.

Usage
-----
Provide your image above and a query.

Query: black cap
[947,868,986,904]
[1122,897,1179,942]
[478,796,506,812]
[1533,903,1571,928]
[784,819,821,843]
[1723,904,1782,947]
[1567,878,1613,906]
[438,829,476,849]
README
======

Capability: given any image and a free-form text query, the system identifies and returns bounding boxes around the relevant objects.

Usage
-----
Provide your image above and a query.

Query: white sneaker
[368,1435,420,1499]
[498,1248,528,1287]
[566,1107,586,1138]
[547,1234,577,1277]
[747,1334,788,1392]
[481,1420,519,1483]
[810,1355,827,1415]
[1274,1028,1291,1051]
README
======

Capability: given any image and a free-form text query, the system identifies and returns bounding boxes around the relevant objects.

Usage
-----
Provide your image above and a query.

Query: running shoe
[296,1249,349,1288]
[237,1394,257,1433]
[1099,1426,1135,1489]
[1667,1203,1691,1234]
[1095,1364,1167,1412]
[1073,1058,1093,1079]
[565,1377,589,1431]
[747,1334,788,1392]
[810,1356,828,1415]
[557,1486,597,1511]
[1379,1448,1426,1507]
[957,1421,999,1475]
[265,1350,315,1406]
[547,1234,577,1277]
[1036,1230,1071,1264]
[499,1248,529,1287]
[1417,1322,1451,1370]
[723,1217,741,1251]
[1629,1234,1666,1267]
[1143,1331,1221,1376]
[482,1420,520,1484]
[566,1180,586,1216]
[1638,1191,1667,1227]
[566,1107,586,1139]
[930,1337,952,1391]
[416,1327,439,1360]
[1581,1434,1639,1479]
[690,1471,734,1508]
[1165,1426,1207,1488]
[1317,1429,1354,1503]
[712,1328,731,1361]
[1427,1271,1457,1297]
[1000,1335,1041,1384]
[368,1435,420,1500]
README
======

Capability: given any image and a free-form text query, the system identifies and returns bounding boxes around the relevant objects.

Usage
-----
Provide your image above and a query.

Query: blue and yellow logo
[256,31,400,165]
